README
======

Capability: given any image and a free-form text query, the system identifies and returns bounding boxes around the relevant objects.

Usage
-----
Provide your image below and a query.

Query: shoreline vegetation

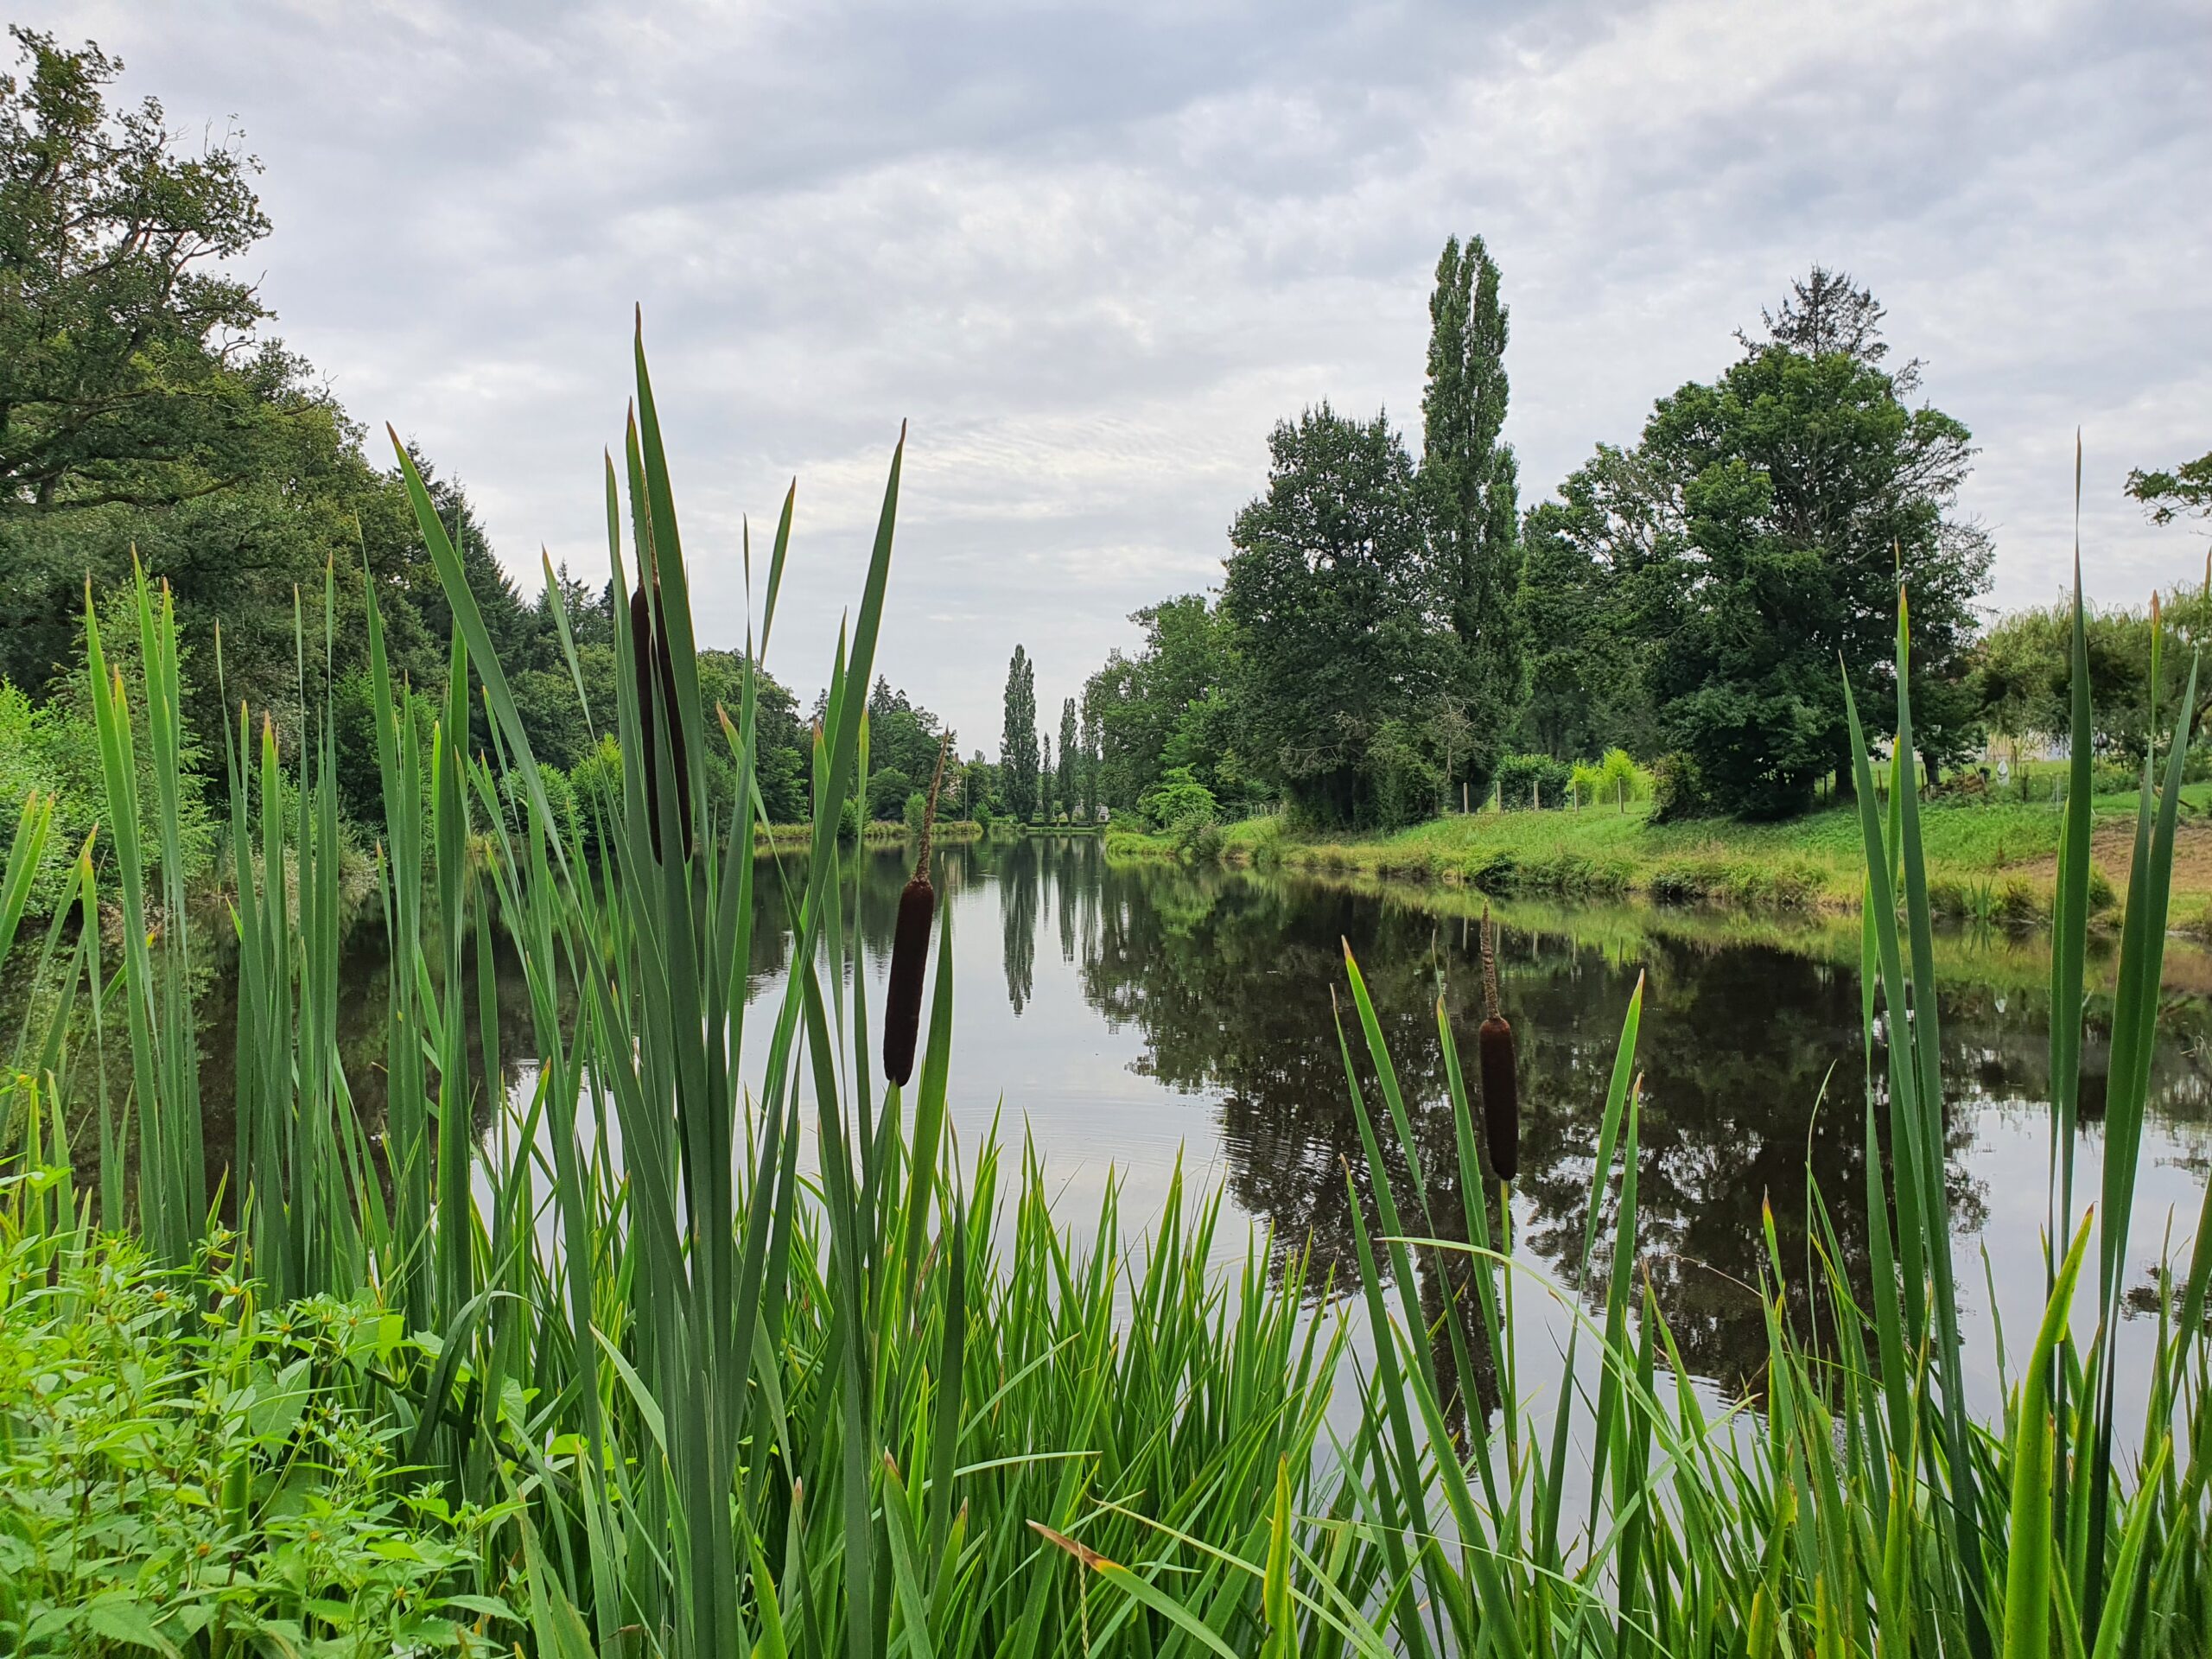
[1105,785,2212,928]
[3,331,2206,1654]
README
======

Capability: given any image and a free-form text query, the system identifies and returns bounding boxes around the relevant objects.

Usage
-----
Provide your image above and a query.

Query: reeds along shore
[1,328,2207,1656]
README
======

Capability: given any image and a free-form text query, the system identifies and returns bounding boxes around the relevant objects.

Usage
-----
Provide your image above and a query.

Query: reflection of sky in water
[442,836,2209,1455]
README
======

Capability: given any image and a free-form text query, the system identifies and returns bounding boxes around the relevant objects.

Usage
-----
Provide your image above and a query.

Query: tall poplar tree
[1421,232,1522,799]
[1001,645,1038,821]
[1056,697,1078,823]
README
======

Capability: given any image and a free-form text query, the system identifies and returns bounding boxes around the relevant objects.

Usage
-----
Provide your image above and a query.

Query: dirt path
[2014,817,2212,906]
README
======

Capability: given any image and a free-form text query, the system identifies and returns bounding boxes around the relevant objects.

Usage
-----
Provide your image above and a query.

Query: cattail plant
[883,735,950,1085]
[629,573,693,861]
[1478,911,1518,1182]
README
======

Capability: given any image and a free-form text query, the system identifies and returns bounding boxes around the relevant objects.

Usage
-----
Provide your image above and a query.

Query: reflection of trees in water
[1071,867,2206,1396]
[1000,840,1039,1015]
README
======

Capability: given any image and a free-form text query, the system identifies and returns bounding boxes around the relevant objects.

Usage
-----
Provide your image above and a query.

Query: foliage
[1136,764,1217,833]
[1976,585,2212,760]
[1648,747,1711,821]
[0,1222,519,1654]
[1420,232,1522,797]
[1511,445,1668,763]
[1223,404,1452,827]
[1000,645,1038,821]
[1599,745,1643,810]
[2126,448,2212,528]
[1363,715,1445,828]
[1494,749,1571,809]
[866,764,912,822]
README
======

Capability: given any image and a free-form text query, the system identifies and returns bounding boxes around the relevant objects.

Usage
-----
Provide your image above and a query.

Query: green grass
[1163,782,2210,915]
[2,330,2207,1655]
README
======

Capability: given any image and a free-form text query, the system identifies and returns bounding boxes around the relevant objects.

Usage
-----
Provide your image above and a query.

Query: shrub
[1172,814,1225,862]
[1139,766,1218,834]
[1494,753,1571,810]
[1364,719,1444,828]
[2088,861,2117,913]
[1649,750,1712,822]
[0,1230,518,1649]
[903,791,928,836]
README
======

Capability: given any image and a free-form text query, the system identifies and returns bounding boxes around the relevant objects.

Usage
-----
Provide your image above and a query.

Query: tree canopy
[1221,404,1454,826]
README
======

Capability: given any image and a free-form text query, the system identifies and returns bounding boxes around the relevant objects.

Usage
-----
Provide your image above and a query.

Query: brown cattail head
[629,582,662,859]
[883,735,953,1086]
[653,584,693,861]
[629,575,695,861]
[1478,912,1519,1182]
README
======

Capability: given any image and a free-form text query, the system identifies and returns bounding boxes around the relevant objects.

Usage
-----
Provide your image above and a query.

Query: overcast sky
[25,0,2209,747]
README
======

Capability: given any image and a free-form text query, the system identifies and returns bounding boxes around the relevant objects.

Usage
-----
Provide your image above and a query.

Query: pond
[92,834,2212,1423]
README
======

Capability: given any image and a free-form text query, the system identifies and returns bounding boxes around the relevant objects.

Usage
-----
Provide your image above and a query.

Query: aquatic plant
[0,341,2204,1655]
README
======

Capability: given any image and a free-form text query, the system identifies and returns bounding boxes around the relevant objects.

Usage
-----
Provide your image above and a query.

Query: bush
[1494,753,1571,810]
[0,1230,518,1649]
[1649,750,1713,822]
[1364,719,1443,829]
[1139,766,1218,834]
[903,791,927,836]
[1172,814,1225,863]
[972,799,993,833]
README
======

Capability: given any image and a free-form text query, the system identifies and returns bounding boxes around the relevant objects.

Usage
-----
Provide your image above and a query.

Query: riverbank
[1109,785,2212,925]
[753,817,987,850]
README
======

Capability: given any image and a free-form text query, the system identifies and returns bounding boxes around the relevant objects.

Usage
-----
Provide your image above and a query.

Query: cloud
[22,0,2209,741]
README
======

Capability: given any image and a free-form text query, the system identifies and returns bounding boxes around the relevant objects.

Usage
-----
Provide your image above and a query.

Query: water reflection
[46,832,2210,1414]
[954,838,2212,1397]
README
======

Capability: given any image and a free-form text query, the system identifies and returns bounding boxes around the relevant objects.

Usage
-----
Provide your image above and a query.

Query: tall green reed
[4,347,2206,1655]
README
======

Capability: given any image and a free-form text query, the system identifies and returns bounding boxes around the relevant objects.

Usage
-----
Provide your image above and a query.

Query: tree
[866,766,912,822]
[1976,589,2212,763]
[1056,697,1078,823]
[1039,731,1053,818]
[1080,707,1102,823]
[2126,448,2212,550]
[1,29,277,516]
[1512,446,1670,763]
[1084,594,1243,813]
[1221,404,1453,826]
[1421,233,1522,798]
[1581,271,1989,817]
[1001,645,1038,821]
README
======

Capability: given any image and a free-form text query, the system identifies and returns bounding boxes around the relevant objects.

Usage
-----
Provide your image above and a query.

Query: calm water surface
[175,834,2212,1421]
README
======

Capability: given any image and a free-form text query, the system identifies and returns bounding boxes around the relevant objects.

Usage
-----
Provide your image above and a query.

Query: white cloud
[20,0,2209,742]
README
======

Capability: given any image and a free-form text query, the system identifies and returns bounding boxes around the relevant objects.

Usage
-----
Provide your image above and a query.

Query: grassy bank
[2,340,2206,1656]
[1106,786,2212,923]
